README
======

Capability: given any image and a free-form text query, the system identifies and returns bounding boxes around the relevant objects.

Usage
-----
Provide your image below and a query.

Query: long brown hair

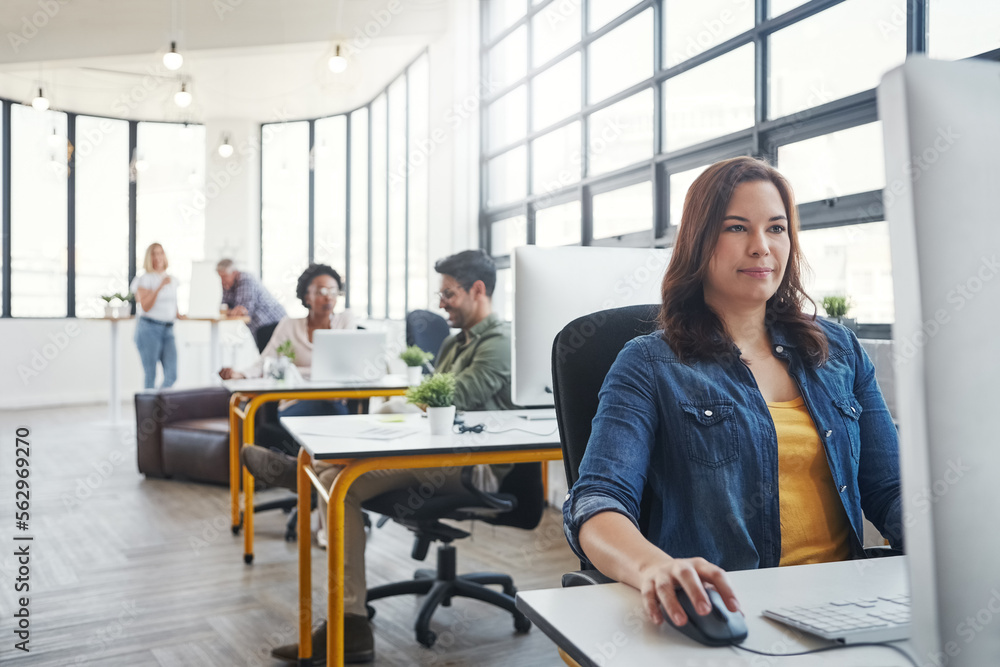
[658,156,828,366]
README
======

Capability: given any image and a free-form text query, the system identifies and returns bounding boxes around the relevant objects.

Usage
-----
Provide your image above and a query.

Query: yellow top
[767,396,852,566]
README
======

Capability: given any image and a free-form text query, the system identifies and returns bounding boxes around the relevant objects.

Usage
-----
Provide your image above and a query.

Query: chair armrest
[458,465,516,513]
[561,569,616,587]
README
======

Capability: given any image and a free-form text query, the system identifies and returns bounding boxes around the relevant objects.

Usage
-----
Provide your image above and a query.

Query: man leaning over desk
[217,258,287,351]
[249,249,516,664]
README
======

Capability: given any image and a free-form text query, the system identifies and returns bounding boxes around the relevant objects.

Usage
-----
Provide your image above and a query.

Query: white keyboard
[763,594,911,644]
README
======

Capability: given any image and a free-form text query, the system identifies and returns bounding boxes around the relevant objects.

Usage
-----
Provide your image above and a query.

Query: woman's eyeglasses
[310,286,342,297]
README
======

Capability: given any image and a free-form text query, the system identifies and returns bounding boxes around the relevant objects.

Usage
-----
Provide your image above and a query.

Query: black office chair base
[366,543,531,648]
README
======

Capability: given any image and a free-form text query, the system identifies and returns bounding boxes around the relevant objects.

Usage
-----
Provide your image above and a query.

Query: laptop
[310,330,387,383]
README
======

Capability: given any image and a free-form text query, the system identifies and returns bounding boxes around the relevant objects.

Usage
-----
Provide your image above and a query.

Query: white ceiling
[0,0,450,122]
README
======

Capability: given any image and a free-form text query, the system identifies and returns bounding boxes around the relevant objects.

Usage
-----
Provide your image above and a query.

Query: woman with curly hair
[219,263,353,410]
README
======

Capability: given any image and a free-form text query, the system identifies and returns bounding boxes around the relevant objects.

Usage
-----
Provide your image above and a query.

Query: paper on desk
[295,422,420,440]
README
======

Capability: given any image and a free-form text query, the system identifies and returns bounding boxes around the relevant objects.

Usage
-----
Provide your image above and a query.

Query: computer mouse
[663,587,748,647]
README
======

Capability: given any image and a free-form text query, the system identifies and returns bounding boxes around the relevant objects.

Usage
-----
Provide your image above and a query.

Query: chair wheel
[231,525,240,535]
[366,604,376,620]
[514,614,532,633]
[417,629,437,648]
[244,553,254,565]
[232,512,243,535]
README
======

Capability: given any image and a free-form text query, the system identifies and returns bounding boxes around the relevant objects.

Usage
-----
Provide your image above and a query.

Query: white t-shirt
[130,272,178,322]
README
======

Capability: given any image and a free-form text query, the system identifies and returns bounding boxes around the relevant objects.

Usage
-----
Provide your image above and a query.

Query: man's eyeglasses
[435,288,464,302]
[310,286,342,297]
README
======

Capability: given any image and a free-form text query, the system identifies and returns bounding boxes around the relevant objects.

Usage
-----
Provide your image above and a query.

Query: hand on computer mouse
[663,587,748,647]
[639,556,741,628]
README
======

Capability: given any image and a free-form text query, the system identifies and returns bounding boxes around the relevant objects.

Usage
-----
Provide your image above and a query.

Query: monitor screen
[512,245,671,407]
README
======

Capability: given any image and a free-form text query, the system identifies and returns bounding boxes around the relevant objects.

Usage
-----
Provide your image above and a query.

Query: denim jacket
[563,319,903,571]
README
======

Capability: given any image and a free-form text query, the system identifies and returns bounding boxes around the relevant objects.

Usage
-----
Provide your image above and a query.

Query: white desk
[516,557,917,666]
[282,409,563,667]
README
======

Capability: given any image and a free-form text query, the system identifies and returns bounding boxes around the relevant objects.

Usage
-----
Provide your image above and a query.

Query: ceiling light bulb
[163,42,183,71]
[218,135,234,158]
[328,45,348,74]
[32,88,49,111]
[174,82,192,108]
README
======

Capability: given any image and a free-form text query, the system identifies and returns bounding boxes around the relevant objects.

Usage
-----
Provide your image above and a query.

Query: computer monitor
[187,260,224,318]
[311,330,387,383]
[879,55,1000,666]
[511,245,671,407]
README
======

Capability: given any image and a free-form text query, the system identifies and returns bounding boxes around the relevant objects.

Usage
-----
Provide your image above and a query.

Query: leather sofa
[135,386,235,486]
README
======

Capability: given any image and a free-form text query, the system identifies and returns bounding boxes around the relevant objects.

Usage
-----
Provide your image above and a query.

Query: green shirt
[435,312,516,412]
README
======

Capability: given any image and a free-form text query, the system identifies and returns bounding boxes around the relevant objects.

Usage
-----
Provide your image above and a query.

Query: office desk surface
[223,373,410,393]
[517,556,915,666]
[282,409,561,459]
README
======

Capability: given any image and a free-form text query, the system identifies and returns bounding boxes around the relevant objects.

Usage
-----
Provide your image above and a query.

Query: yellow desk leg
[297,450,313,664]
[242,396,264,565]
[542,460,549,504]
[229,393,243,534]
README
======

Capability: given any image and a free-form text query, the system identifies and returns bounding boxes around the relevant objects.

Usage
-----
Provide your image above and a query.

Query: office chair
[362,462,543,648]
[254,321,279,353]
[551,304,661,586]
[405,309,450,372]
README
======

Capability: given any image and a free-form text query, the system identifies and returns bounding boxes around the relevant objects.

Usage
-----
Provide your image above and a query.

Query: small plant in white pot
[115,292,133,318]
[406,372,456,436]
[399,345,434,385]
[100,293,119,318]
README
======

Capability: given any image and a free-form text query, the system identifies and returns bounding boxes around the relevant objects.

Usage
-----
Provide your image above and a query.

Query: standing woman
[563,156,902,628]
[131,243,180,389]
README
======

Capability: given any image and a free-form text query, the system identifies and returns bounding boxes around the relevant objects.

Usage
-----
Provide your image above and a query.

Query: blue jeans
[134,317,177,389]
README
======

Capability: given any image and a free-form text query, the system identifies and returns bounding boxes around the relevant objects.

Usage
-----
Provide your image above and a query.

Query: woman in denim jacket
[563,157,902,628]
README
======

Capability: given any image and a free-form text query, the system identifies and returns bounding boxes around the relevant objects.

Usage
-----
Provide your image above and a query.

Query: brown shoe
[240,445,297,492]
[271,616,374,664]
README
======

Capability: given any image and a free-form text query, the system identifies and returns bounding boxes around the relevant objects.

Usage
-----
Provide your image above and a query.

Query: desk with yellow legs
[282,410,562,667]
[223,375,409,563]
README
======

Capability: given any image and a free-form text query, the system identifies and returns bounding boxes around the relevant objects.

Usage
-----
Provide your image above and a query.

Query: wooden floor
[0,404,577,666]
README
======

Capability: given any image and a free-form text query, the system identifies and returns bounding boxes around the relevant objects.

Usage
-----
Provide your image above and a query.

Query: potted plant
[115,292,133,318]
[406,372,457,436]
[821,295,857,332]
[400,345,434,385]
[101,293,119,318]
[266,340,297,381]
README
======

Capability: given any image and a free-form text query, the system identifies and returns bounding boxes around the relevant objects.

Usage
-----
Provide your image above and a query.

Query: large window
[259,51,430,320]
[10,105,67,317]
[480,0,1000,329]
[76,116,130,318]
[136,122,206,314]
[0,106,207,319]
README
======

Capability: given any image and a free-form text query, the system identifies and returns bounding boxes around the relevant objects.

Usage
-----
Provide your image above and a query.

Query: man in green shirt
[432,249,515,412]
[269,249,516,665]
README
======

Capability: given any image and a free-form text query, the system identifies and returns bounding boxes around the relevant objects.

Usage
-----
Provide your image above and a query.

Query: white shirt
[130,272,177,322]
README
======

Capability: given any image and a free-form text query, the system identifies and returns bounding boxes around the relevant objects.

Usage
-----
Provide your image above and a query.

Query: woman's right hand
[218,368,245,380]
[639,556,741,626]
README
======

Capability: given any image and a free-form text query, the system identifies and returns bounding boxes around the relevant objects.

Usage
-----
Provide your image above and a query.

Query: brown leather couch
[135,386,236,486]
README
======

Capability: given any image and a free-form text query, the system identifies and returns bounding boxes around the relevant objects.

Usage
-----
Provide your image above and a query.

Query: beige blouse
[241,311,356,379]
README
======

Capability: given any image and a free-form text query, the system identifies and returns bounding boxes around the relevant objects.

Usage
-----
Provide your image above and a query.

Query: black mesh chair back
[551,304,661,488]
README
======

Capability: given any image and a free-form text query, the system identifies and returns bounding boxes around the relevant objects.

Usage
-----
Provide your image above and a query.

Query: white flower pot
[427,405,456,436]
[104,304,115,318]
[406,365,423,385]
[116,304,131,318]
